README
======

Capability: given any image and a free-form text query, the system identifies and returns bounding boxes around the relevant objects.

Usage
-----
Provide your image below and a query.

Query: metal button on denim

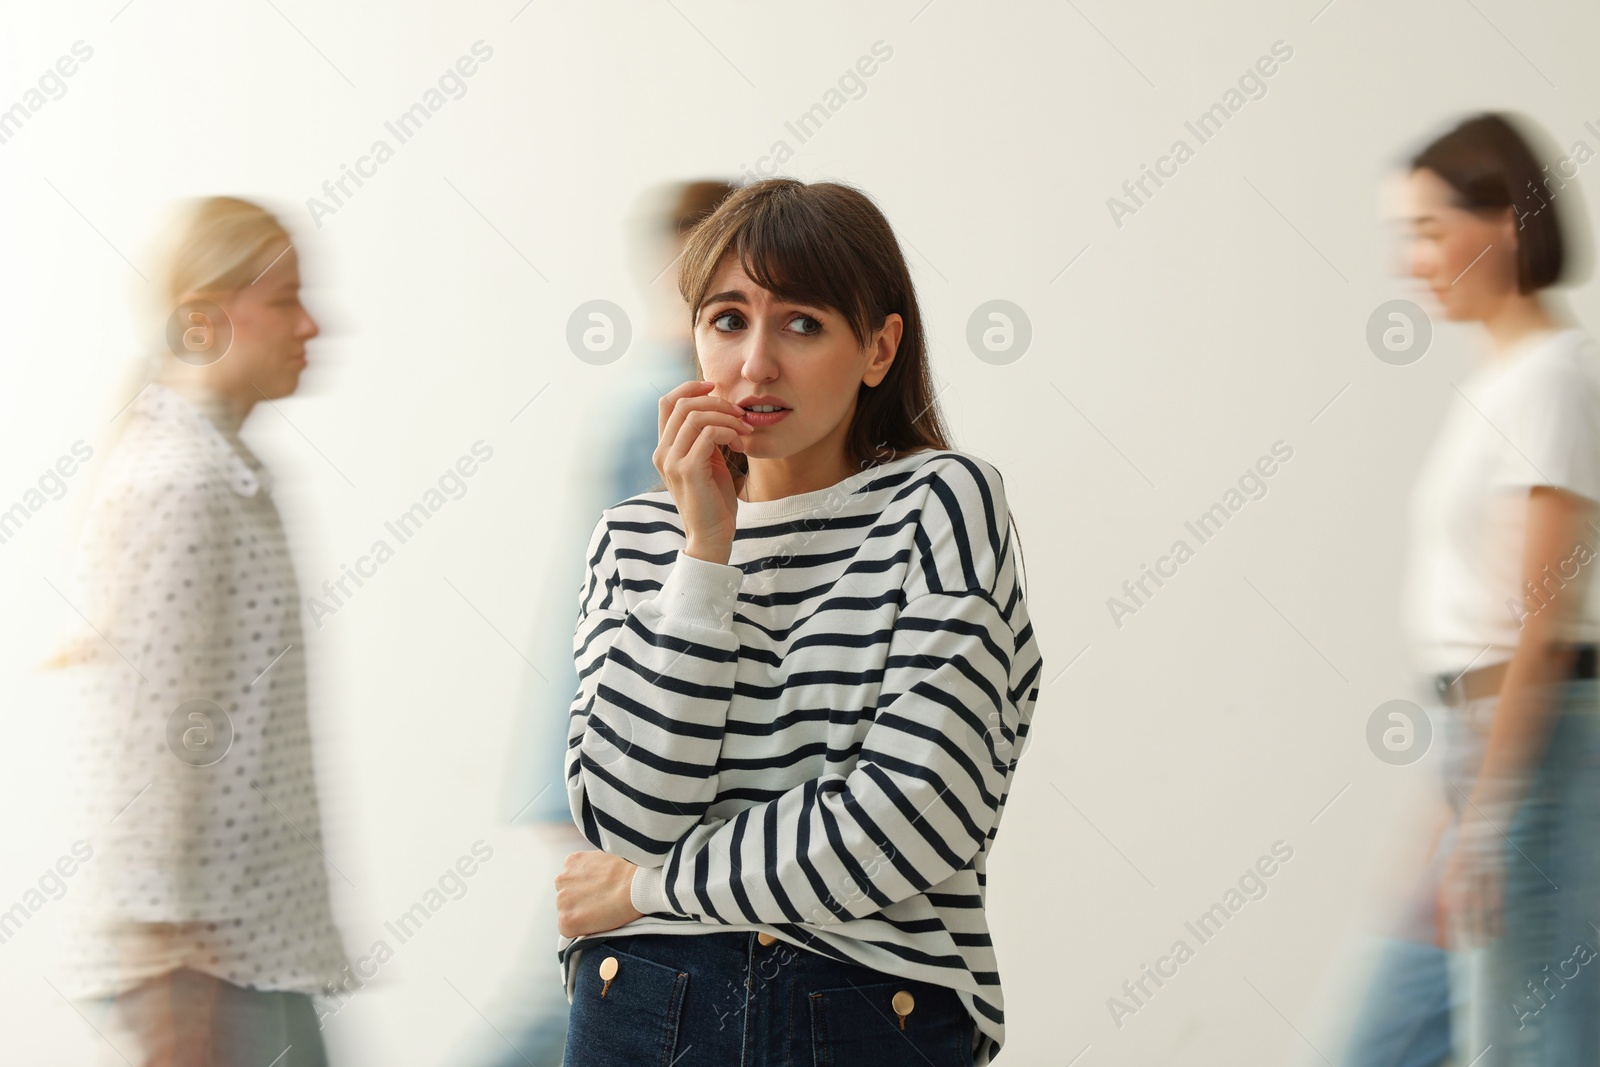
[893,988,915,1030]
[599,957,618,980]
[757,932,777,946]
[566,932,975,1064]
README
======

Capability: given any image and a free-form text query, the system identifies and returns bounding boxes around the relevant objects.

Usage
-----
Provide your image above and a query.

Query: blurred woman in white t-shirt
[1342,112,1600,1066]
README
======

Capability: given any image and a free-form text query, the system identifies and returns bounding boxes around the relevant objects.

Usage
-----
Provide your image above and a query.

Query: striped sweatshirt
[556,447,1044,1064]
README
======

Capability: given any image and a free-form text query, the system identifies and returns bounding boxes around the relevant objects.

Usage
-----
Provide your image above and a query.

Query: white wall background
[3,0,1598,1063]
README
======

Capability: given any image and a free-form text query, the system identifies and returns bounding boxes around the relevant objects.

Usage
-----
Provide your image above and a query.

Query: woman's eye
[789,315,822,336]
[710,311,744,331]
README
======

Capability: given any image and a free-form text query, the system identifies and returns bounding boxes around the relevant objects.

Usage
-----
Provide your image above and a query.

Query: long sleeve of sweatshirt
[565,453,1039,920]
[557,449,1043,1067]
[564,516,747,866]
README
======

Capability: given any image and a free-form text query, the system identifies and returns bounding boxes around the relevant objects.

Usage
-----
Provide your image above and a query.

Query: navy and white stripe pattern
[557,448,1043,1064]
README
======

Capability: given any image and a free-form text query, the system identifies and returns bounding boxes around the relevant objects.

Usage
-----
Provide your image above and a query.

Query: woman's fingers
[1439,859,1504,947]
[684,421,744,473]
[654,383,705,474]
[659,381,739,447]
[654,379,754,555]
[661,390,740,451]
[665,407,749,469]
[658,380,714,439]
[655,396,740,478]
[554,851,642,938]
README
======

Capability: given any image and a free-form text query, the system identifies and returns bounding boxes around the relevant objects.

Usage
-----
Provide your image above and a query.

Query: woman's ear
[864,313,902,387]
[1494,204,1524,252]
[1490,205,1532,290]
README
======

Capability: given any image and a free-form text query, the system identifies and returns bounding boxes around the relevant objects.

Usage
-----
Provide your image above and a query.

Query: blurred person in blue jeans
[1340,112,1600,1066]
[465,180,733,1067]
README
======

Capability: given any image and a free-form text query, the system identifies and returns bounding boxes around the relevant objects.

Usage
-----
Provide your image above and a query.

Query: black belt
[1432,643,1598,705]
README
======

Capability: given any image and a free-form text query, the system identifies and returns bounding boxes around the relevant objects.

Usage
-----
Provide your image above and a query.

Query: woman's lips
[741,408,789,427]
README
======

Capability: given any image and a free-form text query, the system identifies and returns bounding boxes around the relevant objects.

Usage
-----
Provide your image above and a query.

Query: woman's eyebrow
[702,288,828,317]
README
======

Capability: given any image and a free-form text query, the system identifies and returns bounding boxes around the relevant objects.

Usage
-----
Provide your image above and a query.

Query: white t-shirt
[1403,327,1600,677]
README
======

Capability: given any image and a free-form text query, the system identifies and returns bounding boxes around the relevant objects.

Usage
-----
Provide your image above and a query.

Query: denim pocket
[808,976,974,1067]
[564,942,690,1067]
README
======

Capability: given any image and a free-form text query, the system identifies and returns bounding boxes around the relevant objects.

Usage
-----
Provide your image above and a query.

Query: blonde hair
[125,197,292,398]
[99,196,292,452]
[44,197,293,671]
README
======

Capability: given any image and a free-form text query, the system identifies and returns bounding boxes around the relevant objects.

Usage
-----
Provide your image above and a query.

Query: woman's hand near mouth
[655,379,753,565]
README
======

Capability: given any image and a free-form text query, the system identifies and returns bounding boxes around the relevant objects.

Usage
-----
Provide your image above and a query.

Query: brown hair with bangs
[675,177,952,485]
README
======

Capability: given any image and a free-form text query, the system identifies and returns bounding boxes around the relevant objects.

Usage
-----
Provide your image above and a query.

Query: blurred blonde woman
[48,197,349,1066]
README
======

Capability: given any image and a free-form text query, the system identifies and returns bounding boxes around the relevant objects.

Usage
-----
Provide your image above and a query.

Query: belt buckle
[1433,671,1492,730]
[1433,672,1458,705]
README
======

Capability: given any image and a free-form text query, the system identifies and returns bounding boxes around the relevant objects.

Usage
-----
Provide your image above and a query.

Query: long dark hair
[671,177,953,486]
[654,178,1031,599]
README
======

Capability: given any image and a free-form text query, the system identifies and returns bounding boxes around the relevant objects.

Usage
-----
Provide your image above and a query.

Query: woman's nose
[1407,244,1432,281]
[740,325,778,376]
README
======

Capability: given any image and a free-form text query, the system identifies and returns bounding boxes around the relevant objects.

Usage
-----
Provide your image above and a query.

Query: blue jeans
[1445,678,1600,1065]
[561,931,976,1066]
[1339,700,1465,1067]
[1338,935,1456,1067]
[1343,679,1600,1066]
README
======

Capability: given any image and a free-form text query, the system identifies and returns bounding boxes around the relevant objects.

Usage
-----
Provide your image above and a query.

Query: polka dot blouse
[56,382,349,999]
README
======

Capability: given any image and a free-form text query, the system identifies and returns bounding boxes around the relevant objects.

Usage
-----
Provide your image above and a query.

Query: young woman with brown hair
[1339,111,1600,1066]
[552,178,1043,1065]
